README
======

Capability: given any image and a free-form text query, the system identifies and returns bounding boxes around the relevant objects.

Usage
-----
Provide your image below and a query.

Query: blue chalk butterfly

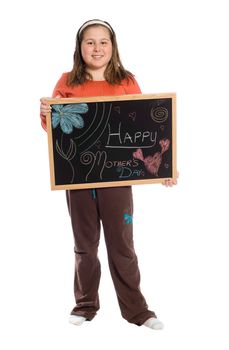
[51,103,89,134]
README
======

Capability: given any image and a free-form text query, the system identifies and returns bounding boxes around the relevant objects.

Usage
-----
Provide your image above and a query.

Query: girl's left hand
[162,171,179,187]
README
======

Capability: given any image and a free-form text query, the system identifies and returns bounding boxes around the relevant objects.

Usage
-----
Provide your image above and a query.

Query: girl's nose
[93,43,100,51]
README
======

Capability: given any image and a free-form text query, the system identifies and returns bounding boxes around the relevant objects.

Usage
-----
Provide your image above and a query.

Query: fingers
[162,171,179,187]
[162,179,175,187]
[40,97,51,117]
[40,95,62,117]
[40,95,61,103]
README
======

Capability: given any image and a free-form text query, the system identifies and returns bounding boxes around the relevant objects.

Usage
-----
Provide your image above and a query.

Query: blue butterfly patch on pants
[124,213,133,224]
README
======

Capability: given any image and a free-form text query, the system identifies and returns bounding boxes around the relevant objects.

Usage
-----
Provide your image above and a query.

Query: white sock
[143,317,164,330]
[69,315,87,326]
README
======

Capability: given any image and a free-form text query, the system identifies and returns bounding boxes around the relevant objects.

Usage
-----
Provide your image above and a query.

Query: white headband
[78,20,113,36]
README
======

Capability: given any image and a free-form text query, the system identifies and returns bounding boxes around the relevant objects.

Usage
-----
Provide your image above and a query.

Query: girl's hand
[162,171,179,187]
[40,95,61,117]
[40,97,52,117]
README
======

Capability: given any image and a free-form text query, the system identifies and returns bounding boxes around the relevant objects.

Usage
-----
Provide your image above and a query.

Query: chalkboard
[46,93,177,190]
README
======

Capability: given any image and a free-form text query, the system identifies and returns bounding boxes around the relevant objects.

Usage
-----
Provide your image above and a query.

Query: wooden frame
[46,93,177,190]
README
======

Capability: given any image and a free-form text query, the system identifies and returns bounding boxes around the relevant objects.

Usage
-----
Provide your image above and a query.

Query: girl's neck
[86,68,106,81]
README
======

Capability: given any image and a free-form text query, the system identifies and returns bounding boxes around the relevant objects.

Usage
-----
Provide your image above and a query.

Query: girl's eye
[85,41,93,45]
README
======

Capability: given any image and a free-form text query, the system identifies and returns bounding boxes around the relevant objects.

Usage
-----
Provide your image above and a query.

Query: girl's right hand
[40,97,52,117]
[40,95,60,130]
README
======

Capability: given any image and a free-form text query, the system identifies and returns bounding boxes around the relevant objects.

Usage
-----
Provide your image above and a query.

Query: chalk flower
[51,103,89,134]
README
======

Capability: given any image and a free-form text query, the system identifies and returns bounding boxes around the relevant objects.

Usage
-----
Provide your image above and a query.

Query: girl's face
[81,26,113,78]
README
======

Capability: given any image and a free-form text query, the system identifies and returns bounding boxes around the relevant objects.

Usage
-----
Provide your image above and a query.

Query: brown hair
[67,20,134,86]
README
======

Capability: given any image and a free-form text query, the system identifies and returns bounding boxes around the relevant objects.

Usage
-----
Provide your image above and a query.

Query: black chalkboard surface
[46,93,177,190]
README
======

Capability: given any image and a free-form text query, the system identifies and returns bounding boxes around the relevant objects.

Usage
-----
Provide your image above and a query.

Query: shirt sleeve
[52,73,68,97]
[40,114,47,131]
[122,76,142,94]
[40,73,68,131]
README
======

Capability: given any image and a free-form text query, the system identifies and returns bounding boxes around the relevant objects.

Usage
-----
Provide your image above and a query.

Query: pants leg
[66,189,101,320]
[96,187,156,325]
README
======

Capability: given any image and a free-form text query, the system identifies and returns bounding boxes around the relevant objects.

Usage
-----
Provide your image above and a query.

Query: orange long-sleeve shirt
[40,72,141,130]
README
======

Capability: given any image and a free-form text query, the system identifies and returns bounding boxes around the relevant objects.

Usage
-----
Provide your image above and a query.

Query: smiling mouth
[92,55,103,58]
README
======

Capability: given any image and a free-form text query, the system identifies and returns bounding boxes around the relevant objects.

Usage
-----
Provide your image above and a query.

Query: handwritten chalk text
[106,123,157,149]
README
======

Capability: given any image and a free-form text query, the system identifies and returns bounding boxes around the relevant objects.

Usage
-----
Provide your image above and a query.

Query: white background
[0,0,229,349]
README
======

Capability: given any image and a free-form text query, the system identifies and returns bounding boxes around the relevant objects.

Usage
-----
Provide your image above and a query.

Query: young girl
[40,19,176,330]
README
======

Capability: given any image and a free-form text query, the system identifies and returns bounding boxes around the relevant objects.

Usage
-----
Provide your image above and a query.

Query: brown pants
[66,186,156,325]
